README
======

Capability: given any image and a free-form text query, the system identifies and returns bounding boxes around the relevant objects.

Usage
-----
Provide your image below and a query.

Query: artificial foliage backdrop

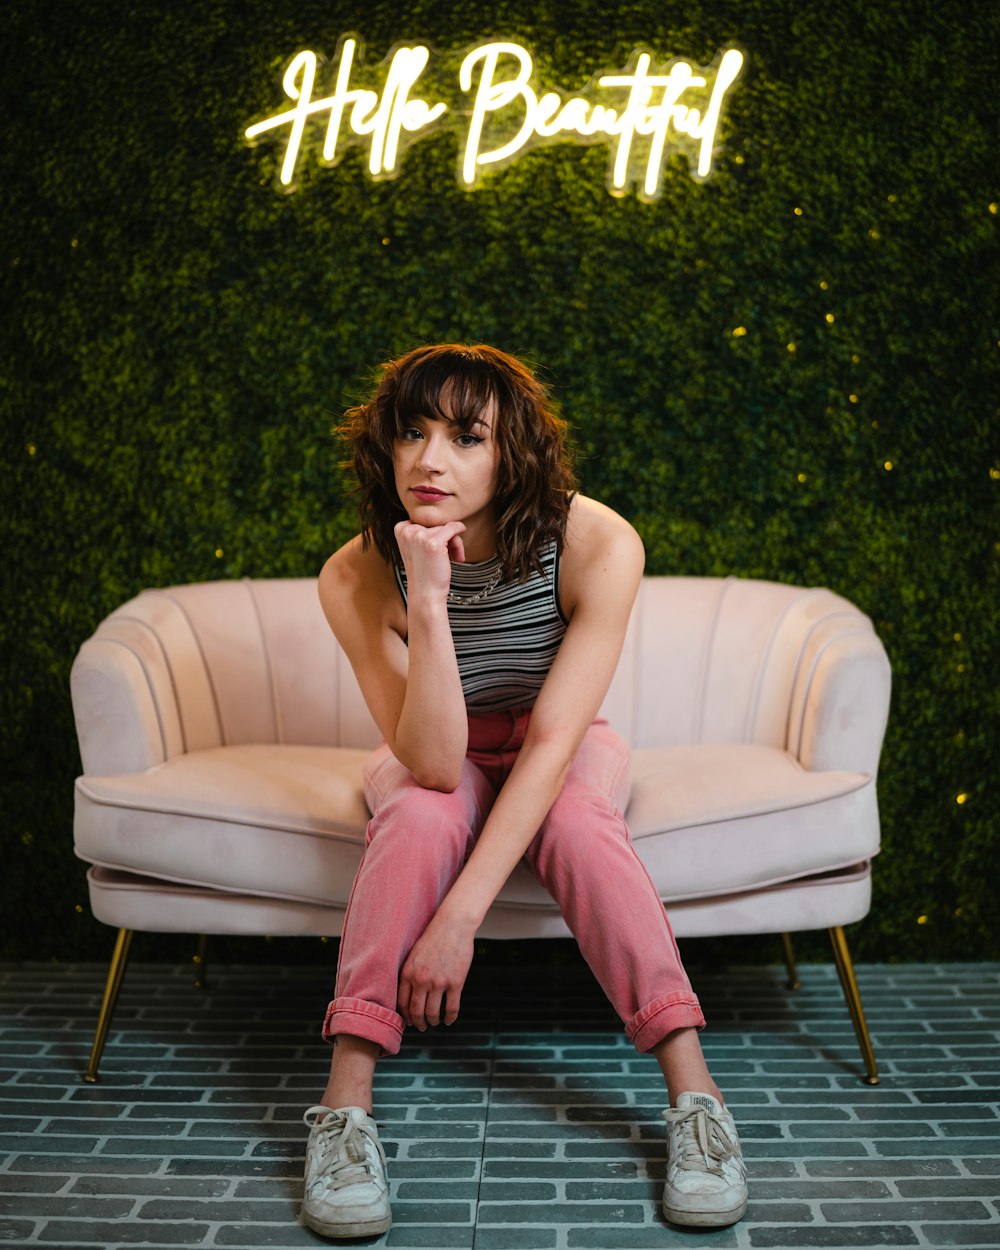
[3,0,998,964]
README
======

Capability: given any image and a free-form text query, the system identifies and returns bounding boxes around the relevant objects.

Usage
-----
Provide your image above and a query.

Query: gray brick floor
[1,946,998,1249]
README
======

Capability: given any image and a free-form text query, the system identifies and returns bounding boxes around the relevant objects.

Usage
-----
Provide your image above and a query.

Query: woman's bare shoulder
[321,534,373,584]
[558,495,645,614]
[564,494,645,566]
[318,536,402,634]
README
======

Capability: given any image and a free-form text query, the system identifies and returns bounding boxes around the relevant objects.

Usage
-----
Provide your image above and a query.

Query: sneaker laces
[303,1108,386,1195]
[662,1103,738,1175]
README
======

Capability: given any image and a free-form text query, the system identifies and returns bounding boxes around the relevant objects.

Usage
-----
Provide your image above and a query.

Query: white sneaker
[301,1105,392,1239]
[661,1091,748,1227]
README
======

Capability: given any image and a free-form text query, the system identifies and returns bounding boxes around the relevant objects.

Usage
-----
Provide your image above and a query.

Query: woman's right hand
[394,518,466,602]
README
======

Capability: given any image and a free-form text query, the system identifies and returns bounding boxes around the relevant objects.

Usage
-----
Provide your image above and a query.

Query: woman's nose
[416,431,446,472]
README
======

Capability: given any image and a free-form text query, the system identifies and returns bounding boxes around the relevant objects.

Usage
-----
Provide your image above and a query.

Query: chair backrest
[74,580,375,769]
[72,575,877,771]
[606,576,874,751]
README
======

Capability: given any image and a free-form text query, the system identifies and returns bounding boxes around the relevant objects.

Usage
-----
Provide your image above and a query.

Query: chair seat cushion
[630,744,876,899]
[75,745,372,907]
[75,742,877,909]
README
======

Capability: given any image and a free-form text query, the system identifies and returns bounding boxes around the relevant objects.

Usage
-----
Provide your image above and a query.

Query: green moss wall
[3,0,998,963]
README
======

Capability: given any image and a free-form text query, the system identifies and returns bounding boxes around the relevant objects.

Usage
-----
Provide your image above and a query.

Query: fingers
[398,972,457,1031]
[398,923,473,1032]
[447,532,466,563]
[396,975,412,1028]
[394,519,468,599]
[443,986,461,1026]
[398,985,444,1031]
[394,519,467,545]
[423,990,445,1029]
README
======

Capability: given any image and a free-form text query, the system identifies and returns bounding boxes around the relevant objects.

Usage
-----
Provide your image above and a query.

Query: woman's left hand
[397,911,476,1030]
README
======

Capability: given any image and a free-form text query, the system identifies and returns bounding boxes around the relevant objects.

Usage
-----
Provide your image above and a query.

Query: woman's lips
[411,486,450,500]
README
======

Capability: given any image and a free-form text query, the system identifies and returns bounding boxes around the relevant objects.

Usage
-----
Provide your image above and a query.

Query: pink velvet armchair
[71,574,891,1083]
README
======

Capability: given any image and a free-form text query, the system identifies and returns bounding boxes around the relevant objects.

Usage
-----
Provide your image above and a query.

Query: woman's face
[392,390,501,557]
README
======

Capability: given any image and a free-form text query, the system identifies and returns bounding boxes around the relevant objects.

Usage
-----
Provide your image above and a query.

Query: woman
[302,343,747,1238]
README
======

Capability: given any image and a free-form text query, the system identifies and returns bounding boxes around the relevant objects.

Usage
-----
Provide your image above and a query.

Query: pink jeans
[322,709,704,1055]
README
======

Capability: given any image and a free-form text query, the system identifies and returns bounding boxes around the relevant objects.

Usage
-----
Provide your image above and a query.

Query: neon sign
[244,37,744,201]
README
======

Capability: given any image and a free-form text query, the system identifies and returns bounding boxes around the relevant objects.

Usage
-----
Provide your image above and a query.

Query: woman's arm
[397,496,646,1028]
[317,522,469,790]
[386,519,470,789]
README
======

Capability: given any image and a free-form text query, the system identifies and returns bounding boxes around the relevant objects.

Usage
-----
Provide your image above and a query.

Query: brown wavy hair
[338,343,578,583]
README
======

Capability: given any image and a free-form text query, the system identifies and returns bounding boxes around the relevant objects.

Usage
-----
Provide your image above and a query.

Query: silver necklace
[447,567,502,605]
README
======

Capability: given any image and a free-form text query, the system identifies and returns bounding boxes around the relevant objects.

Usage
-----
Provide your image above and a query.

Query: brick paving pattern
[1,947,998,1248]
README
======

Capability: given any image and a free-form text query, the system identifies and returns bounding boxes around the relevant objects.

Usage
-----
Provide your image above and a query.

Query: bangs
[389,348,504,434]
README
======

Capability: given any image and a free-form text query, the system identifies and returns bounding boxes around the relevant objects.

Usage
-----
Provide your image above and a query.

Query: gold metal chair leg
[193,934,208,990]
[829,925,880,1085]
[83,927,133,1084]
[781,933,801,991]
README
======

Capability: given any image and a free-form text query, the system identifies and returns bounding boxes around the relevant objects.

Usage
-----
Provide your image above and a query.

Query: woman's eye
[456,433,484,448]
[400,427,423,441]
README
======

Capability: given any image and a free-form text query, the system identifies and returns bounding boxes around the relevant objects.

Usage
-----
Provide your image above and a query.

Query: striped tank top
[394,541,569,711]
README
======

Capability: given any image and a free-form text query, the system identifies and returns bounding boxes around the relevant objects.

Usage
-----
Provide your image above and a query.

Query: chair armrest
[789,621,892,777]
[71,630,178,775]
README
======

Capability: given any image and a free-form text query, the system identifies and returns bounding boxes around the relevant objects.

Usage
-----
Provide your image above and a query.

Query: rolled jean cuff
[322,996,405,1057]
[626,993,706,1054]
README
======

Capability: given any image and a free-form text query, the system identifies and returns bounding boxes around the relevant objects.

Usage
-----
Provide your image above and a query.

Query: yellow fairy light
[953,632,962,642]
[26,443,36,456]
[382,236,391,245]
[732,325,747,337]
[851,354,860,364]
[883,460,894,471]
[75,904,84,913]
[871,419,879,429]
[819,280,829,290]
[71,238,79,248]
[989,466,1000,480]
[825,312,835,323]
[990,203,998,214]
[917,914,928,925]
[796,472,807,483]
[956,793,968,805]
[793,206,803,216]
[869,228,880,239]
[786,342,796,353]
[888,193,897,203]
[734,153,744,164]
[215,548,224,558]
[849,393,858,403]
